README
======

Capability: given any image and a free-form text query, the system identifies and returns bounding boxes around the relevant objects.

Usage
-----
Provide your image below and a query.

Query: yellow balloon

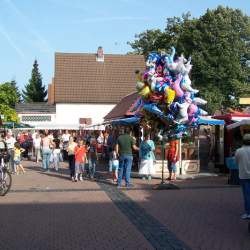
[135,71,142,82]
[139,86,151,98]
[165,87,175,104]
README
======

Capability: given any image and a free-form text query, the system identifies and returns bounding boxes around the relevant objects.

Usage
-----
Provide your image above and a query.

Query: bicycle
[0,153,12,196]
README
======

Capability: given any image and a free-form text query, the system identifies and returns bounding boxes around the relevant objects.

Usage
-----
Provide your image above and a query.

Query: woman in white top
[33,133,41,163]
[67,136,77,181]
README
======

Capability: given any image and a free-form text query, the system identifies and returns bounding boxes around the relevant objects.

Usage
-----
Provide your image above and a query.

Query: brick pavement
[0,160,249,250]
[0,161,152,250]
[124,178,250,250]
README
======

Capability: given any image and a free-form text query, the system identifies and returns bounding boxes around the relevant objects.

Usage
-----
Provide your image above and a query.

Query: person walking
[67,136,77,181]
[88,138,98,179]
[41,131,53,172]
[107,130,115,173]
[235,133,250,220]
[139,132,156,181]
[74,140,87,182]
[166,139,179,181]
[52,135,61,172]
[115,128,139,188]
[111,149,119,183]
[14,142,25,174]
[33,133,41,163]
[5,132,16,174]
[62,130,71,160]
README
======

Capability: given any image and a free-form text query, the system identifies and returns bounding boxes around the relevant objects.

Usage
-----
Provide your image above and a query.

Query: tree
[22,60,47,102]
[129,6,250,113]
[0,82,19,108]
[10,80,22,103]
[0,82,19,122]
[0,104,19,122]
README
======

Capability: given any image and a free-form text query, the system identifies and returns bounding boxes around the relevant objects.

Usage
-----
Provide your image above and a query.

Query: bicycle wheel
[0,168,12,196]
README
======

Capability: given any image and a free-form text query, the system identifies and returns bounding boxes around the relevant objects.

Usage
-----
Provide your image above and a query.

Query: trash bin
[225,157,240,185]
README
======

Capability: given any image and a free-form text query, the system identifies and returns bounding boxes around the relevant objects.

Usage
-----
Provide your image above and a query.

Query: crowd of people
[0,126,249,221]
[0,128,158,186]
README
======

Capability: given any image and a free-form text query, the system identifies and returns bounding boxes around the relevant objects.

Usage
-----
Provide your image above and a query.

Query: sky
[0,0,250,91]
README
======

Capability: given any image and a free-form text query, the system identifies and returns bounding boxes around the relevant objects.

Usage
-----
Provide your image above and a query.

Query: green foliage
[22,60,47,102]
[0,104,19,122]
[0,81,20,122]
[127,29,170,56]
[10,80,22,102]
[129,6,250,114]
[0,82,19,108]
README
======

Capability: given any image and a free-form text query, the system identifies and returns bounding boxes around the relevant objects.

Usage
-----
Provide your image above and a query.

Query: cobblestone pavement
[0,160,249,250]
[124,178,250,250]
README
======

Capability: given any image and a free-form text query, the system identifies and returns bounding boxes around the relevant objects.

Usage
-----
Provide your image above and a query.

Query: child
[167,139,179,181]
[88,138,98,179]
[74,140,87,182]
[111,150,119,183]
[14,142,25,174]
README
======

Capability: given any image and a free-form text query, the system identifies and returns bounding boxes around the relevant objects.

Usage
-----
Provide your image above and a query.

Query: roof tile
[54,53,145,104]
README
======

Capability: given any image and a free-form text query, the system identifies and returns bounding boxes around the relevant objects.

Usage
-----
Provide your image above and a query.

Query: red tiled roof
[54,53,145,104]
[104,92,139,120]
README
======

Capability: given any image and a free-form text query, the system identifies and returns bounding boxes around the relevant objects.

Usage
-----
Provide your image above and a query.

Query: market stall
[213,114,250,172]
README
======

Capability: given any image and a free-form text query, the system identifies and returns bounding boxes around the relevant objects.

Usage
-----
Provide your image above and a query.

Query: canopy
[80,124,106,131]
[197,117,225,125]
[227,119,250,130]
[1,122,34,129]
[34,123,80,130]
[111,116,141,125]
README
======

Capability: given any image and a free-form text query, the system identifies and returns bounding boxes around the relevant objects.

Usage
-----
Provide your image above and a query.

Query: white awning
[227,119,250,130]
[34,123,80,130]
[231,116,250,122]
[79,124,105,131]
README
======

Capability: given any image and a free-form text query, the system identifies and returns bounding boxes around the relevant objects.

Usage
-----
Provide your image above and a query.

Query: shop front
[152,128,200,176]
[213,114,250,172]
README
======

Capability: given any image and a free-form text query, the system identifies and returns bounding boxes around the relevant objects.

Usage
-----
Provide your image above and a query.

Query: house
[15,102,57,129]
[16,47,145,129]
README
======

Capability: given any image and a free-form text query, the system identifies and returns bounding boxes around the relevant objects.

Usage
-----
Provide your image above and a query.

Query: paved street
[0,161,249,250]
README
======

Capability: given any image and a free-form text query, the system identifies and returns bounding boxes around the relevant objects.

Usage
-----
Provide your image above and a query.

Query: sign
[239,98,250,105]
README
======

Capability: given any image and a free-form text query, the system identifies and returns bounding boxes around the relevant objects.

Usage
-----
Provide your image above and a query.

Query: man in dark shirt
[115,128,138,188]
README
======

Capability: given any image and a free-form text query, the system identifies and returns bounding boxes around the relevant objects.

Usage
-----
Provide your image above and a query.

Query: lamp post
[160,139,165,184]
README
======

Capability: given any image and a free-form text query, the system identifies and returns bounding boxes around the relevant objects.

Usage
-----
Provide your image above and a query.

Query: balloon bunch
[136,47,208,139]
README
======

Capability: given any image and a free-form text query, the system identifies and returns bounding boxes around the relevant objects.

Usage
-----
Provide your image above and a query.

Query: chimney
[96,46,104,62]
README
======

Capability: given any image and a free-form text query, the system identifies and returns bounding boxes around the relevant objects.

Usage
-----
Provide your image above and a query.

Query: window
[21,116,51,122]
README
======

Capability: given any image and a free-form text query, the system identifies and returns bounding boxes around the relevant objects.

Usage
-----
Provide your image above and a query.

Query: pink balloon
[170,75,183,98]
[188,103,198,116]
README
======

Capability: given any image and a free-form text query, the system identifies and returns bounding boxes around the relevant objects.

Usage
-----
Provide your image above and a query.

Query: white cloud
[0,24,25,60]
[3,0,53,54]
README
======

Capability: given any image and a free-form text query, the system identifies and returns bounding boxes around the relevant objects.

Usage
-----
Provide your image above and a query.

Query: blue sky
[0,0,250,91]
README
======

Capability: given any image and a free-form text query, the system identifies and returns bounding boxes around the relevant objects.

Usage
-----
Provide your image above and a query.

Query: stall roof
[227,119,250,130]
[198,117,225,125]
[213,114,250,124]
[111,116,141,126]
[104,92,140,120]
